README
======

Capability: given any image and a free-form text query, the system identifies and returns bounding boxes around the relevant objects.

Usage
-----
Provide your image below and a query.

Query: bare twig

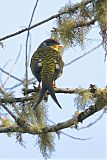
[23,87,82,95]
[0,125,21,133]
[5,82,23,90]
[47,118,92,141]
[61,131,92,140]
[65,43,102,67]
[0,103,17,121]
[5,78,36,90]
[0,0,93,42]
[0,96,33,103]
[25,0,39,90]
[3,45,22,87]
[0,103,105,134]
[0,67,23,82]
[76,109,105,130]
[0,59,12,86]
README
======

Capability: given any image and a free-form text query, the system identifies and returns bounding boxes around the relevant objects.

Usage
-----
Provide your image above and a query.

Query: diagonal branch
[0,87,89,104]
[65,42,102,67]
[47,118,92,141]
[76,109,105,130]
[25,0,39,90]
[0,103,17,121]
[3,45,22,87]
[0,67,23,82]
[0,86,103,103]
[23,87,84,95]
[0,0,93,42]
[0,103,105,134]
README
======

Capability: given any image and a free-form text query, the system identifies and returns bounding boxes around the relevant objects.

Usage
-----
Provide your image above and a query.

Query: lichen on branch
[52,0,96,47]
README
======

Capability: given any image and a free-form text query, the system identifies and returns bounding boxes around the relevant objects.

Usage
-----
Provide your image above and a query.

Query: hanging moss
[74,87,107,111]
[74,89,94,111]
[53,1,95,48]
[95,0,107,26]
[37,132,55,159]
[28,92,55,159]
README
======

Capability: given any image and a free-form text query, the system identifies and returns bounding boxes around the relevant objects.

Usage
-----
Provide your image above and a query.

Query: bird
[30,38,64,110]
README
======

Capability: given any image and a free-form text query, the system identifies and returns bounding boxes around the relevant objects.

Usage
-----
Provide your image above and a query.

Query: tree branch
[0,86,106,104]
[0,103,17,121]
[0,67,23,82]
[0,103,105,134]
[0,0,93,42]
[76,109,105,130]
[47,118,92,140]
[0,87,89,103]
[25,0,39,90]
[3,45,22,87]
[65,42,102,67]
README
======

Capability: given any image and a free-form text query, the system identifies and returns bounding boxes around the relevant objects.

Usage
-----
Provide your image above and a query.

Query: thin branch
[0,103,105,134]
[47,118,92,141]
[0,67,23,82]
[0,103,17,121]
[0,86,96,103]
[65,42,102,67]
[0,104,31,131]
[0,125,22,133]
[25,0,39,89]
[42,105,105,133]
[23,87,82,95]
[0,59,12,86]
[5,82,23,90]
[3,45,22,87]
[76,109,105,130]
[0,96,33,103]
[5,78,37,90]
[25,33,31,89]
[0,0,93,42]
[61,131,92,141]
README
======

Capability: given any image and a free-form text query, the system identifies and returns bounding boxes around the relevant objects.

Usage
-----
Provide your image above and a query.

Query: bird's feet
[53,81,56,88]
[44,92,49,102]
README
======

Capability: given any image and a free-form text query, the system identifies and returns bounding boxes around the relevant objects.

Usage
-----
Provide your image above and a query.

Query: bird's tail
[33,79,62,110]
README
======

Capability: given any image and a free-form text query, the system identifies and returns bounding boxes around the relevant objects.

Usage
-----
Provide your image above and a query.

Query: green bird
[30,39,64,109]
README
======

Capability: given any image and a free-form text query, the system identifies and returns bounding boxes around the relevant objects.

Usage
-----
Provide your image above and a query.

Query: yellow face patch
[51,44,64,52]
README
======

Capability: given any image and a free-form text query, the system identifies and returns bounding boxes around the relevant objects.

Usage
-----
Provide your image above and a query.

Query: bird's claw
[33,83,41,91]
[53,81,56,88]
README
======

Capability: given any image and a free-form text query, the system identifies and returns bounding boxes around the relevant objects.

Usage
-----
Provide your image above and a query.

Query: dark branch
[23,87,84,95]
[0,87,79,103]
[0,103,17,121]
[25,0,39,90]
[76,109,105,130]
[0,0,93,42]
[0,103,105,134]
[0,96,33,103]
[0,67,23,82]
[47,118,92,141]
[65,43,102,67]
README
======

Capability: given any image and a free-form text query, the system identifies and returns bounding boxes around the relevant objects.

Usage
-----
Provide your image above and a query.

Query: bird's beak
[54,44,64,51]
[57,44,64,48]
[51,44,64,52]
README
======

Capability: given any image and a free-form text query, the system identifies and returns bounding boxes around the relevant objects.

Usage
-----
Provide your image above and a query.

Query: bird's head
[39,39,64,52]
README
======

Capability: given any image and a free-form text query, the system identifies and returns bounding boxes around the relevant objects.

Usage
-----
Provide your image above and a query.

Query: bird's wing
[33,59,42,82]
[53,53,64,80]
[30,51,42,82]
